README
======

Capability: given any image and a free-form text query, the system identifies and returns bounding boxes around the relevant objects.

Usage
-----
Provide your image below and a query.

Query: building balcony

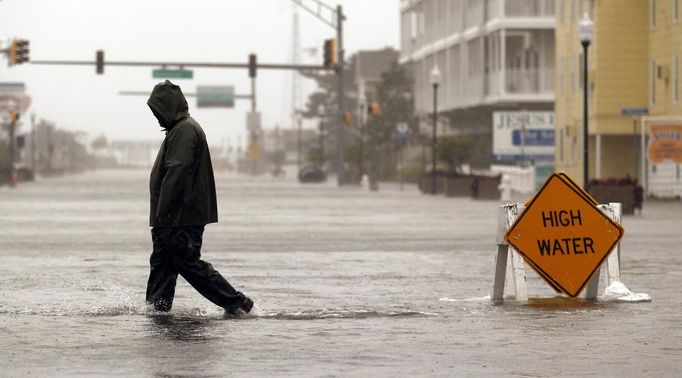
[502,68,554,94]
[487,0,555,20]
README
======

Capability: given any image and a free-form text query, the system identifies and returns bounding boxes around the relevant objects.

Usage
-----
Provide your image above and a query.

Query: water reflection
[146,315,220,342]
[143,315,224,377]
[523,296,607,312]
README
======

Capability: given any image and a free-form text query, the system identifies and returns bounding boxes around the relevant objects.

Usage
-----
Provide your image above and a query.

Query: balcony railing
[505,0,555,17]
[505,68,554,94]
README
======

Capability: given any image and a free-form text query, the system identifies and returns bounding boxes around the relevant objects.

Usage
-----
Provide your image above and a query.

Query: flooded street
[1,169,681,376]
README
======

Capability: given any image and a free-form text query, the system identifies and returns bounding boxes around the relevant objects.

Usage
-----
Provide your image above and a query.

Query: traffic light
[368,101,380,117]
[248,54,257,78]
[343,111,352,125]
[96,50,104,74]
[9,39,30,66]
[323,38,336,68]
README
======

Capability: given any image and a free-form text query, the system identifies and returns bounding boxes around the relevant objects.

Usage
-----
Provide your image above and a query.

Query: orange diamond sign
[505,173,624,297]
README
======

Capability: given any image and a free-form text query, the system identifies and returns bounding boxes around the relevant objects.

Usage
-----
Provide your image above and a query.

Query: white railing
[491,165,536,193]
[505,68,554,94]
[648,162,682,198]
[505,0,555,17]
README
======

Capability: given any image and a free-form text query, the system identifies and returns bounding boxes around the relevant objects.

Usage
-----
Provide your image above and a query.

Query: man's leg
[171,226,248,312]
[146,227,179,312]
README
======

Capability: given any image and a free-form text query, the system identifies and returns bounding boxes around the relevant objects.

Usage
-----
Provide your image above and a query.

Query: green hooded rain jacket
[147,80,218,227]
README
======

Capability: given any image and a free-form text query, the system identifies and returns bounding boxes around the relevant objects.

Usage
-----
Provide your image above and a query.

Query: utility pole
[291,0,346,186]
[292,8,303,170]
[7,113,17,186]
[357,100,366,181]
[30,113,36,172]
[335,5,346,185]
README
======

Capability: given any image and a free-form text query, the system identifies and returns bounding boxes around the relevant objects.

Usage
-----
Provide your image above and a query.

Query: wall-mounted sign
[493,111,555,162]
[648,124,682,164]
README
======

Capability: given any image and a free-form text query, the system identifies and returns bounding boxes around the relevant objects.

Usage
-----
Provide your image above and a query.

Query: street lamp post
[430,64,441,195]
[578,12,594,190]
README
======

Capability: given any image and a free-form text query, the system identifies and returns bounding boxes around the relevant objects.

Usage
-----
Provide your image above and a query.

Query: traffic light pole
[31,59,329,72]
[335,5,345,186]
[291,0,347,186]
[7,116,17,187]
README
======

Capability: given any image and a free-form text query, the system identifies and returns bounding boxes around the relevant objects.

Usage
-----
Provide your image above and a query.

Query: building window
[675,53,680,103]
[652,59,657,104]
[652,0,657,28]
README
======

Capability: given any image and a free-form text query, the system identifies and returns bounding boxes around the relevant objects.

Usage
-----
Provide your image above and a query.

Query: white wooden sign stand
[492,202,623,301]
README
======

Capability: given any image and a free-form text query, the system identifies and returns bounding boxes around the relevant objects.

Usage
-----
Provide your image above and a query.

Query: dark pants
[145,226,246,312]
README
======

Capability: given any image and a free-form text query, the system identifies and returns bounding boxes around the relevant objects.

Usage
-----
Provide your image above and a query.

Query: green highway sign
[197,85,235,108]
[152,69,193,79]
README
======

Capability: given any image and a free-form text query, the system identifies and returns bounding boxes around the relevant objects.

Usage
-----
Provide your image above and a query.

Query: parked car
[298,165,327,183]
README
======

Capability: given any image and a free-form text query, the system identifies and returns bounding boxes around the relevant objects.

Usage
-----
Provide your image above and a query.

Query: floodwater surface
[1,169,681,376]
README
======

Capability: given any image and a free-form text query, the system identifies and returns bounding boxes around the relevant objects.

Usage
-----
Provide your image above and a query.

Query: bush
[436,136,474,174]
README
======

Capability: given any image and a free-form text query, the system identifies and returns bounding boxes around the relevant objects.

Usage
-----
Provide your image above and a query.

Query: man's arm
[156,124,197,224]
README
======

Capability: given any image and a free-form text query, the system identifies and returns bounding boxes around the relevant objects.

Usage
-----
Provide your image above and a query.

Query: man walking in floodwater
[145,80,253,316]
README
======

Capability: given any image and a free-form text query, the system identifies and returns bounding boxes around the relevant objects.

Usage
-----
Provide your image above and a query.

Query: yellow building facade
[555,0,682,188]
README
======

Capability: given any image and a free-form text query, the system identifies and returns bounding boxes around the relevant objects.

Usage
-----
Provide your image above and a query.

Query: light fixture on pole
[430,64,441,195]
[578,11,594,190]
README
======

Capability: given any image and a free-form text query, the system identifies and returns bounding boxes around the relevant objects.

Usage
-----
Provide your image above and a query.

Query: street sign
[152,68,193,79]
[648,124,682,164]
[621,107,648,116]
[196,86,234,108]
[493,111,555,162]
[505,173,624,297]
[246,111,261,132]
[396,122,409,141]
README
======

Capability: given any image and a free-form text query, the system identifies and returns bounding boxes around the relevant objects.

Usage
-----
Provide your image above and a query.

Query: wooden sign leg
[491,244,509,301]
[605,203,623,286]
[585,203,623,300]
[510,248,528,301]
[492,204,528,301]
[585,270,600,300]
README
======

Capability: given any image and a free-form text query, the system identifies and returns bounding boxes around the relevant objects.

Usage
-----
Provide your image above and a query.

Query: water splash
[253,308,439,320]
[439,295,490,302]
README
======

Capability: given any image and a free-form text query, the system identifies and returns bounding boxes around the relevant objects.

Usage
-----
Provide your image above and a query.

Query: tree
[436,136,475,174]
[300,56,415,181]
[372,61,416,180]
[90,134,109,149]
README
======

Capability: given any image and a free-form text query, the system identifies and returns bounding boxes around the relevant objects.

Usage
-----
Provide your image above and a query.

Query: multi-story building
[555,0,682,196]
[400,0,556,167]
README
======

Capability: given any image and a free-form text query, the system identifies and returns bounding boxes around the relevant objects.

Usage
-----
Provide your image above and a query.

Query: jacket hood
[147,80,189,129]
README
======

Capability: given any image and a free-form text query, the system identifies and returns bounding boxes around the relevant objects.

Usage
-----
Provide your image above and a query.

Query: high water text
[536,210,595,256]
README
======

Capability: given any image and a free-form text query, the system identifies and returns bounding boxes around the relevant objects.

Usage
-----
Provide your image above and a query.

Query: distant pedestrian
[145,80,253,316]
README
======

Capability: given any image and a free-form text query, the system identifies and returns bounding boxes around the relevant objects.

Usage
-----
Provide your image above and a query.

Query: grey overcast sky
[0,0,399,147]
